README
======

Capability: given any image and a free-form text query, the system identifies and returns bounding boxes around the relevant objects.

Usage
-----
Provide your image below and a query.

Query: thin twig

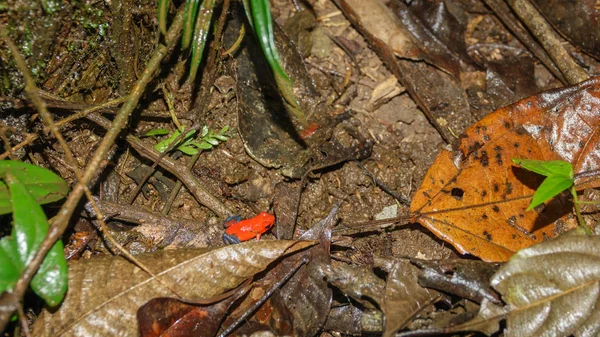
[353,160,410,205]
[0,5,187,330]
[161,151,199,215]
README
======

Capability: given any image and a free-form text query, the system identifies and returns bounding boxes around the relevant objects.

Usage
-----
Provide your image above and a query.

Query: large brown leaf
[31,240,313,337]
[411,77,600,262]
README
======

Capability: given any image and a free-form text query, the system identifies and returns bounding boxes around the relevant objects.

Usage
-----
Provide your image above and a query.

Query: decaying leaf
[137,280,251,337]
[378,259,441,337]
[325,257,440,337]
[411,77,600,262]
[31,240,313,337]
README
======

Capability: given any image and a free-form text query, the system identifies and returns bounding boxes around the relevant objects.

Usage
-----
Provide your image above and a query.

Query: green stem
[570,186,591,235]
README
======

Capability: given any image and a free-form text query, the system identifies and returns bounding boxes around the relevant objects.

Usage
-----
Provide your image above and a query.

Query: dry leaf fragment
[32,240,313,337]
[411,77,600,262]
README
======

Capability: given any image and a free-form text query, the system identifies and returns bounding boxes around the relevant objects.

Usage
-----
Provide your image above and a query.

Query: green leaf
[201,125,209,137]
[154,129,181,153]
[214,134,228,141]
[206,137,220,146]
[0,161,69,216]
[219,125,230,134]
[158,0,169,36]
[144,128,170,137]
[248,0,289,82]
[527,175,574,211]
[196,141,213,150]
[512,158,573,178]
[189,0,216,83]
[0,238,21,293]
[178,145,199,155]
[182,0,200,50]
[0,173,68,306]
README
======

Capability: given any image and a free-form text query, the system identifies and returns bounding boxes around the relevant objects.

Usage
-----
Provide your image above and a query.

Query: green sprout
[512,158,590,234]
[147,125,229,156]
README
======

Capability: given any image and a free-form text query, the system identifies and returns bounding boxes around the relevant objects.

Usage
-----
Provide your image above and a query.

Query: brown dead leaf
[32,240,313,337]
[379,259,441,337]
[411,77,600,262]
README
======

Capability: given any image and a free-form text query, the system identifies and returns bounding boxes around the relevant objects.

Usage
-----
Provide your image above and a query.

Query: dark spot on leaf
[504,121,511,129]
[483,231,492,241]
[483,135,490,141]
[513,143,519,148]
[482,213,488,220]
[440,179,445,184]
[481,190,487,197]
[495,152,502,165]
[519,213,524,218]
[493,183,499,192]
[504,182,513,196]
[515,127,527,135]
[451,188,464,200]
[480,150,489,167]
[482,126,487,131]
[492,205,500,212]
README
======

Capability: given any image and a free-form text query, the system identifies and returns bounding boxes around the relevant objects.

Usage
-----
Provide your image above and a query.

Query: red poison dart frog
[222,212,275,244]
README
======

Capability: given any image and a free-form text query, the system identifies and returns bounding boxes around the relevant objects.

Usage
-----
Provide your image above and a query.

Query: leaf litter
[31,240,313,337]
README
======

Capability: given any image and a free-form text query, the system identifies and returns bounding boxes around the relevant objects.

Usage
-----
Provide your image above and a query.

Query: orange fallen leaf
[411,77,600,262]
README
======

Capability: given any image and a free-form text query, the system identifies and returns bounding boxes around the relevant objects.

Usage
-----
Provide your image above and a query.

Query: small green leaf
[178,145,199,155]
[219,125,230,134]
[158,0,169,36]
[527,175,574,211]
[196,141,213,150]
[201,125,209,137]
[144,128,170,137]
[214,134,228,141]
[0,161,69,216]
[182,129,197,142]
[154,129,182,153]
[0,173,68,306]
[513,158,575,211]
[206,137,220,146]
[512,158,573,178]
